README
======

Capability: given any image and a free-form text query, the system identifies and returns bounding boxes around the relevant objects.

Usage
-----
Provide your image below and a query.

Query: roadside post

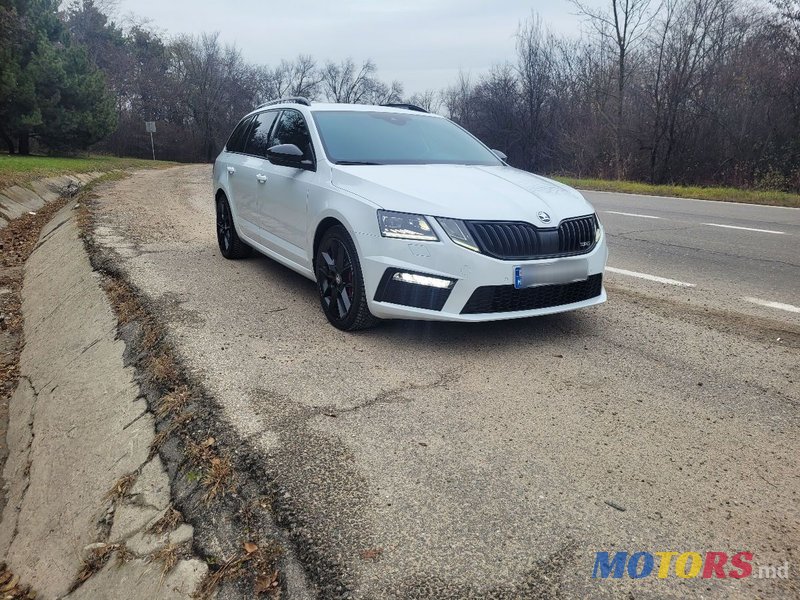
[145,121,156,160]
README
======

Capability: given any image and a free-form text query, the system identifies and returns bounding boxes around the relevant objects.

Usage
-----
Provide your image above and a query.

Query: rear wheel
[216,193,251,259]
[315,225,378,331]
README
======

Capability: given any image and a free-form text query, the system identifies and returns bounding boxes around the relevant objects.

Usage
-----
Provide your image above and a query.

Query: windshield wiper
[335,160,382,166]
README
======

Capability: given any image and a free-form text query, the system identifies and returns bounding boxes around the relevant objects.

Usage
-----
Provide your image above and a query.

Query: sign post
[145,121,156,161]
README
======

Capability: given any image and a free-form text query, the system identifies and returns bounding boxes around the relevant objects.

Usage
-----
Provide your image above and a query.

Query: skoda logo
[537,211,551,224]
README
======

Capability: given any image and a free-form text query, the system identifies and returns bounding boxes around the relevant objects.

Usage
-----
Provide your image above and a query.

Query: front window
[270,109,314,161]
[312,111,502,166]
[243,111,279,157]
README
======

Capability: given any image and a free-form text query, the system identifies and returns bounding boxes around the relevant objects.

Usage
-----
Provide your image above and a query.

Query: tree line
[1,0,799,191]
[446,0,800,190]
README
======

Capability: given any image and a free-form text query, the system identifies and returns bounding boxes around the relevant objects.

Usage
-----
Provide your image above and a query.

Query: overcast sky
[112,0,603,95]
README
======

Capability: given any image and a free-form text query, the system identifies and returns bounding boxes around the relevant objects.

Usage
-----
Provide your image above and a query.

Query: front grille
[465,215,597,260]
[461,274,603,314]
[558,215,597,254]
[374,269,453,311]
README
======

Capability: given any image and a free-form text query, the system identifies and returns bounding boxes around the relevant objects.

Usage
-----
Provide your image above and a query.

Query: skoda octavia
[213,99,607,330]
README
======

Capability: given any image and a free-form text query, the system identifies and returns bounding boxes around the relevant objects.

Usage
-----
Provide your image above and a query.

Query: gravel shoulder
[90,164,800,599]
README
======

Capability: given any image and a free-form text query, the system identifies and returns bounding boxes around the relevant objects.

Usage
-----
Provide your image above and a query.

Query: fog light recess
[375,269,456,311]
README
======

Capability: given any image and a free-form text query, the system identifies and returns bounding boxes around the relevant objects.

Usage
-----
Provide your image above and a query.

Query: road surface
[586,190,799,317]
[90,165,799,599]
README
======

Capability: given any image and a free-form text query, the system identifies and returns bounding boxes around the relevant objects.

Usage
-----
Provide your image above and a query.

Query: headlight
[436,217,480,252]
[377,210,438,241]
[595,215,603,243]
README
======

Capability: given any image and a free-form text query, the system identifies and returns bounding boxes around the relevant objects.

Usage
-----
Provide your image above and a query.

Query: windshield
[311,111,503,166]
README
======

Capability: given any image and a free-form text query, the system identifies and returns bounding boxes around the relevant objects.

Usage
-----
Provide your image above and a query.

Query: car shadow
[244,250,604,348]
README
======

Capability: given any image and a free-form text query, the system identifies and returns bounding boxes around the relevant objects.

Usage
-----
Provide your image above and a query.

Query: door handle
[226,166,235,174]
[256,174,268,183]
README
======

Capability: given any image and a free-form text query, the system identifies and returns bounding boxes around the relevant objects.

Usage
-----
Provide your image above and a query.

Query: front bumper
[355,226,608,322]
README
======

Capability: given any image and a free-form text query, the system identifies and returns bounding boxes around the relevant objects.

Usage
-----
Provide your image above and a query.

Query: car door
[259,109,315,265]
[221,115,254,226]
[237,110,279,239]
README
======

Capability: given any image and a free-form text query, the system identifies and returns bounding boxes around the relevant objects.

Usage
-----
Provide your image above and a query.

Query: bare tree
[443,71,475,124]
[570,0,658,178]
[516,14,557,170]
[171,33,260,161]
[322,58,371,103]
[643,0,733,182]
[265,54,321,100]
[407,90,442,113]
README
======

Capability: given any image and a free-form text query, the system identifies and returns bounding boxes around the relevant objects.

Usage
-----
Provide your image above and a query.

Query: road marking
[702,223,786,235]
[582,189,800,209]
[606,267,696,287]
[604,211,661,219]
[743,297,800,314]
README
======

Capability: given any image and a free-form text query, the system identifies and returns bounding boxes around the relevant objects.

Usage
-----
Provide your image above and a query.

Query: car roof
[247,102,441,118]
[309,103,438,115]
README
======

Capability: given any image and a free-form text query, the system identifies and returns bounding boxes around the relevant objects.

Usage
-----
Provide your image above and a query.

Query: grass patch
[156,386,191,418]
[0,154,178,189]
[186,437,236,504]
[552,176,800,208]
[104,473,136,502]
[151,543,181,580]
[74,544,118,588]
[148,506,183,536]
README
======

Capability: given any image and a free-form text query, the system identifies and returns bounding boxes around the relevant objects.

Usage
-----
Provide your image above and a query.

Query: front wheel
[315,225,378,331]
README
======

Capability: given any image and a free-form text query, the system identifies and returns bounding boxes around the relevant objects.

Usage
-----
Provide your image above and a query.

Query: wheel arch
[313,217,346,267]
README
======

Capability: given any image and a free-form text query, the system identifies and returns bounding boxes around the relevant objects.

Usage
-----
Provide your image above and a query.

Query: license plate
[514,259,589,289]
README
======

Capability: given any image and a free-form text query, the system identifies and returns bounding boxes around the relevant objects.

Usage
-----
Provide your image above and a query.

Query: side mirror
[492,149,508,162]
[266,144,313,170]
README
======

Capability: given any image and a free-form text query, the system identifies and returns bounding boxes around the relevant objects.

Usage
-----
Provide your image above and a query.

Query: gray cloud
[115,0,598,94]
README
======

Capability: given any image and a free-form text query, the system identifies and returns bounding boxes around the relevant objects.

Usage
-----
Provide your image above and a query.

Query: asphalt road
[91,165,799,599]
[585,191,800,318]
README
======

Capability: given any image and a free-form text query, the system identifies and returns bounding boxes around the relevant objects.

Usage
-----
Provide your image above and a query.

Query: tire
[315,225,379,331]
[216,193,252,259]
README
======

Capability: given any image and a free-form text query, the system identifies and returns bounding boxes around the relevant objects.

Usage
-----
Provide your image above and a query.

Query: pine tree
[0,0,116,154]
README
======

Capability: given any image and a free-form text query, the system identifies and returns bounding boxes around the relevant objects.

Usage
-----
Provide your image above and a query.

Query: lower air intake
[461,274,603,314]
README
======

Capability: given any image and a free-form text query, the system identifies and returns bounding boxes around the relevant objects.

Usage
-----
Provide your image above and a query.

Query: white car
[213,98,607,330]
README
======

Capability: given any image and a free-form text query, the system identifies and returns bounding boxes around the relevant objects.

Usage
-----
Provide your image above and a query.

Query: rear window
[225,116,253,153]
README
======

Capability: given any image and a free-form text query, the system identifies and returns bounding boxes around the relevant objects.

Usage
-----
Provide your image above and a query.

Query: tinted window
[243,111,279,157]
[270,110,314,161]
[312,111,502,166]
[226,116,253,153]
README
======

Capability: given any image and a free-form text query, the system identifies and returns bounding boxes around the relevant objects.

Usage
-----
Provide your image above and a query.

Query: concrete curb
[0,172,103,229]
[0,203,207,598]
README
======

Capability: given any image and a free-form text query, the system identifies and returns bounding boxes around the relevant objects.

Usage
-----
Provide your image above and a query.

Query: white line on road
[581,188,800,209]
[702,223,786,235]
[743,297,800,314]
[604,211,662,219]
[606,267,696,287]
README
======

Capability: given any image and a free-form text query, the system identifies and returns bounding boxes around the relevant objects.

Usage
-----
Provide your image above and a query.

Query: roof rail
[256,97,312,109]
[381,103,429,113]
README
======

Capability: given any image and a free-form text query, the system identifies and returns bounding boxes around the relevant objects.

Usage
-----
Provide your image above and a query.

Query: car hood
[330,164,594,223]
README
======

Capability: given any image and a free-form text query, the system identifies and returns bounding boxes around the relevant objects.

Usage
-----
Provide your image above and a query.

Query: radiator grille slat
[465,215,596,260]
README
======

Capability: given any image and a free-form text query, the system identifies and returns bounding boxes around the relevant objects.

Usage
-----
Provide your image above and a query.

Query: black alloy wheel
[216,194,251,259]
[315,225,378,331]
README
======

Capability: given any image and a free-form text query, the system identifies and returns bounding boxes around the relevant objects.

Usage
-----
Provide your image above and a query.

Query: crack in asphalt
[325,369,460,417]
